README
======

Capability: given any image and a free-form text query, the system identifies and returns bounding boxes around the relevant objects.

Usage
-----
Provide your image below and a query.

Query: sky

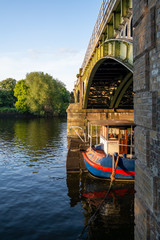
[0,0,102,91]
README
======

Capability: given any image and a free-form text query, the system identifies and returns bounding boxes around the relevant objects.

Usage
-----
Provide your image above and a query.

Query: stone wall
[133,0,160,239]
[67,103,133,138]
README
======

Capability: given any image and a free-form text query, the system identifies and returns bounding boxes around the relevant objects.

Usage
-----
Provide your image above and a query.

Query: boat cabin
[88,120,135,158]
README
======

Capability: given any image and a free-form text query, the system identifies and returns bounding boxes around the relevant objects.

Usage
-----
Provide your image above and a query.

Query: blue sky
[0,0,102,91]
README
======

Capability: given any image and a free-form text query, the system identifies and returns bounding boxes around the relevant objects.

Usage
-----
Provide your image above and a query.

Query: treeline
[0,72,70,116]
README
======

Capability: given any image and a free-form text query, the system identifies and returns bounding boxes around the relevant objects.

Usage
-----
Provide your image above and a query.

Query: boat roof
[88,119,135,127]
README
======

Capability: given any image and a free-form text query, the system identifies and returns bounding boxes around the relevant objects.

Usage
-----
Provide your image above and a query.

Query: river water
[0,118,134,240]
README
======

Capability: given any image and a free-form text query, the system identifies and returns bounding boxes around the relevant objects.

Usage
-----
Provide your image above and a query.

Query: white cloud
[0,48,85,91]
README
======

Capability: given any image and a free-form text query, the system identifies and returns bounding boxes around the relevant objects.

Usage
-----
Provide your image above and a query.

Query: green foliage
[14,80,29,113]
[0,78,17,108]
[25,72,70,116]
[1,73,70,116]
[0,107,18,113]
[53,80,70,115]
[25,72,56,115]
[0,78,16,91]
[0,90,15,107]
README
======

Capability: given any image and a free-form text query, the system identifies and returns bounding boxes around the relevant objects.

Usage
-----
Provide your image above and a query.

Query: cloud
[0,48,85,91]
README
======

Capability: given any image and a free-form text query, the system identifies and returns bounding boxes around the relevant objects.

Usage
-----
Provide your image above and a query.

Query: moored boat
[82,120,135,180]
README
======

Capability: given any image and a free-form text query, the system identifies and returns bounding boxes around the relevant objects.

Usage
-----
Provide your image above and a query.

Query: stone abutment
[133,0,160,239]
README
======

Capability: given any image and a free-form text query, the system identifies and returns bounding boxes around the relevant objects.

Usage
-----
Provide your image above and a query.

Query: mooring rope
[77,180,114,240]
[77,154,120,240]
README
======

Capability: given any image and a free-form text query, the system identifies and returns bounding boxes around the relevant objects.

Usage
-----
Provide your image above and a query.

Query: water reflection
[0,118,67,172]
[67,172,134,240]
[14,118,63,149]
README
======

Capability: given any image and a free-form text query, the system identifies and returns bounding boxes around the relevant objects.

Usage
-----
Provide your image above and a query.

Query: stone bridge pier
[133,0,160,239]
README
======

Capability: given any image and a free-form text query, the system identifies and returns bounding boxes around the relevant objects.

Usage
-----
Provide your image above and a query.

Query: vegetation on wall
[0,72,70,117]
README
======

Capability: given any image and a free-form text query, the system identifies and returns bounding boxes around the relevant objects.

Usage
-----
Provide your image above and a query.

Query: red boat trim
[82,152,135,176]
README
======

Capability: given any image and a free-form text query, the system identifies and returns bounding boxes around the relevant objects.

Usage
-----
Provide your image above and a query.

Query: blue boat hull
[82,148,135,180]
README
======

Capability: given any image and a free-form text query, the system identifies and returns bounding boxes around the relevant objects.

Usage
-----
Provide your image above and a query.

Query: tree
[14,80,29,113]
[53,80,70,115]
[0,78,16,91]
[13,72,70,116]
[0,90,15,107]
[25,72,57,116]
[0,78,17,107]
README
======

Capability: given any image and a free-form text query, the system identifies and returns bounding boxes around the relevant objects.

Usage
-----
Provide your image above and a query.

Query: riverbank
[0,112,35,118]
[0,109,67,119]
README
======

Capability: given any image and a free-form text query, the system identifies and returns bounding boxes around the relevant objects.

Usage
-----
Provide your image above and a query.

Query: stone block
[134,92,156,129]
[133,54,148,91]
[133,0,147,26]
[134,197,150,240]
[135,161,154,211]
[133,4,156,59]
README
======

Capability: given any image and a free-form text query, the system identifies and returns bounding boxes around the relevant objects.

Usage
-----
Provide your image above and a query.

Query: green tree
[25,72,57,116]
[0,78,17,107]
[54,80,70,115]
[0,78,16,91]
[13,72,70,116]
[14,80,29,113]
[0,90,15,107]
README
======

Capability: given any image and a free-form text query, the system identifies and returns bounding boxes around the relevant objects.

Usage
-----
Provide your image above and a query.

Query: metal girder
[114,76,133,108]
[83,56,133,109]
[109,72,132,108]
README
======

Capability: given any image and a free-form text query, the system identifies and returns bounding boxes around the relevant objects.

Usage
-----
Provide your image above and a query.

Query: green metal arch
[83,56,133,109]
[83,58,104,108]
[109,72,133,109]
[114,76,133,109]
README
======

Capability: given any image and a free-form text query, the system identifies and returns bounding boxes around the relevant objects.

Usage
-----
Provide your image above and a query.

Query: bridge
[67,0,133,137]
[67,0,160,239]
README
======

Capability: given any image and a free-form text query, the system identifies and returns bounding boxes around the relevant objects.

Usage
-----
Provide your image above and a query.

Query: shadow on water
[67,172,135,240]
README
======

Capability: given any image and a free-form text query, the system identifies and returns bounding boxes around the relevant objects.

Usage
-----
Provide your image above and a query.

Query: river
[0,118,134,240]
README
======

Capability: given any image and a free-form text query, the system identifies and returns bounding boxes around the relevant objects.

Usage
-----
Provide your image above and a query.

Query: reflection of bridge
[67,0,133,137]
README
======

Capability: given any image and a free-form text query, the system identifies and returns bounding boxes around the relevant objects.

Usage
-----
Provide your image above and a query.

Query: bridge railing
[81,0,117,74]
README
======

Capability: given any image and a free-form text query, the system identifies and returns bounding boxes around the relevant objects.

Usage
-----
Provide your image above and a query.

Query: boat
[82,120,135,180]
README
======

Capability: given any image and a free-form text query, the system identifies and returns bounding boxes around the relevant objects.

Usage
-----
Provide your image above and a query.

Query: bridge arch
[83,56,133,109]
[82,38,133,109]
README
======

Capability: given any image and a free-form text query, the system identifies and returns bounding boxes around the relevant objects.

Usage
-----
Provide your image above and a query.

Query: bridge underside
[86,59,133,109]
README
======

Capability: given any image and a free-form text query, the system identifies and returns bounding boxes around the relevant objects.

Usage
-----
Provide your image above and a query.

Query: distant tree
[53,80,70,115]
[12,72,70,116]
[0,90,15,107]
[0,78,17,107]
[14,80,29,113]
[25,72,57,116]
[0,78,16,91]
